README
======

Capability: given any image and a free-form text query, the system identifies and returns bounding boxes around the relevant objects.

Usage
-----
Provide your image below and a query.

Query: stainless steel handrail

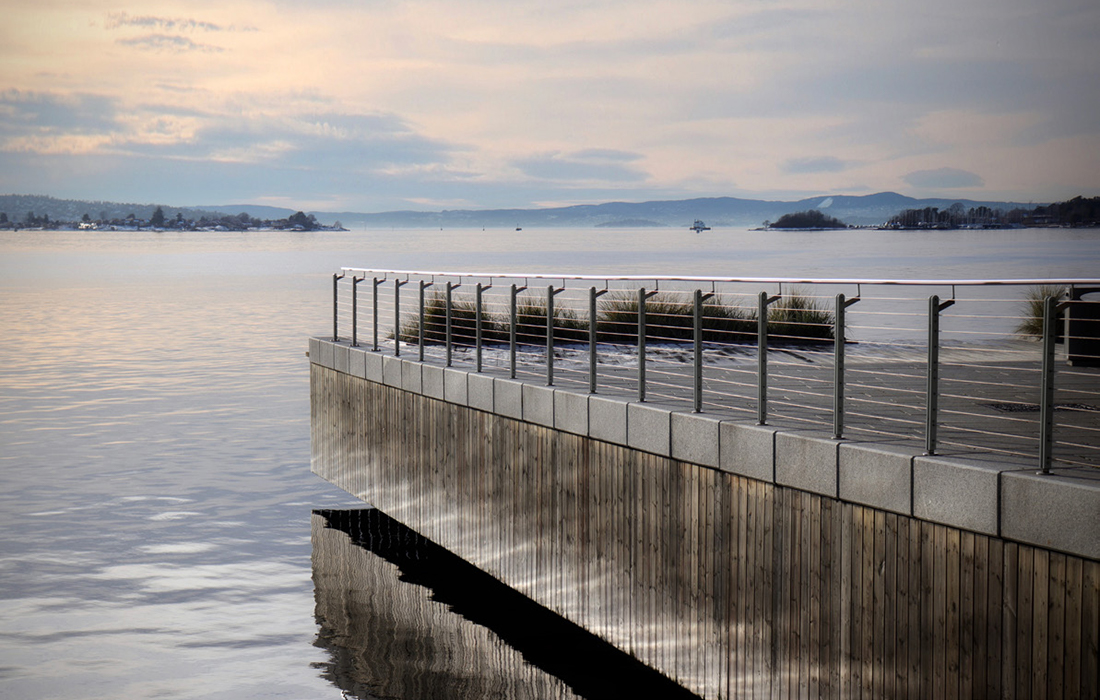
[342,267,1100,288]
[330,269,1100,472]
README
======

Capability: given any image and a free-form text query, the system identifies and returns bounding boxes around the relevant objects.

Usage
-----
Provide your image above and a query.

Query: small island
[766,210,849,230]
[595,218,666,228]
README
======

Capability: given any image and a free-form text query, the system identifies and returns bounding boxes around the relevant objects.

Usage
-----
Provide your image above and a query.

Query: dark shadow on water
[313,508,702,700]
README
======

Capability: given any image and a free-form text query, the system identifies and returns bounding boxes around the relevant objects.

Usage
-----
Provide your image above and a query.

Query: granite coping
[309,338,1100,561]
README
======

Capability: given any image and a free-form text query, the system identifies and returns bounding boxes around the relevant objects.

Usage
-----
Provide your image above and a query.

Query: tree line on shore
[0,206,344,232]
[885,196,1100,229]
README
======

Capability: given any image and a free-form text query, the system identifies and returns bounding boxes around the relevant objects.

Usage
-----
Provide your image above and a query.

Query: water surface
[1,226,1096,698]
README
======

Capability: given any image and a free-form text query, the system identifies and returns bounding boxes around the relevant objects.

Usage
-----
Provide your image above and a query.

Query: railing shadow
[312,508,703,700]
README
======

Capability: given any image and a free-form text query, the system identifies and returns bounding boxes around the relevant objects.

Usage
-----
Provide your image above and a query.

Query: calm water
[1,226,1096,699]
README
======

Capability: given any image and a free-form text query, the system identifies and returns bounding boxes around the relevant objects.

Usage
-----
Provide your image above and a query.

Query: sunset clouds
[1,0,1097,210]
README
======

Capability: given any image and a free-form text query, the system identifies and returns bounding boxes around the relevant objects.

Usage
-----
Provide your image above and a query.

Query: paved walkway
[427,340,1100,469]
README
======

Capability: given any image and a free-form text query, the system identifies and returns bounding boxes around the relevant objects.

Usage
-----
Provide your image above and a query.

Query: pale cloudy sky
[2,0,1098,211]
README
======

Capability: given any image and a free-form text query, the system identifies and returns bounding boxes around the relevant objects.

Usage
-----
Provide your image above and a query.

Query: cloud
[116,35,224,53]
[903,167,985,189]
[782,156,847,174]
[511,150,647,183]
[105,12,225,33]
[0,90,118,136]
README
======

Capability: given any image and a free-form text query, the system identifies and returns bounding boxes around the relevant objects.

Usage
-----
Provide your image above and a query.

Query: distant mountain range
[1,192,1041,229]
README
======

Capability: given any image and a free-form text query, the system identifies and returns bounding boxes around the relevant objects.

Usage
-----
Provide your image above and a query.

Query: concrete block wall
[309,337,1100,562]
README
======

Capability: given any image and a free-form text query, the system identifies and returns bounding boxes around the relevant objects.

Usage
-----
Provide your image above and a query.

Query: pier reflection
[311,509,701,700]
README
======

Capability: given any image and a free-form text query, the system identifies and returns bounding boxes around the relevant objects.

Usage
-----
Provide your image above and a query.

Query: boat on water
[690,219,711,232]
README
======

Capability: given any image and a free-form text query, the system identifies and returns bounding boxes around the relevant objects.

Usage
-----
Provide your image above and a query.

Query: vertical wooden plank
[833,498,845,699]
[840,502,853,700]
[986,536,1004,700]
[920,522,935,700]
[873,509,886,699]
[908,515,922,700]
[1063,555,1082,700]
[641,450,651,671]
[883,512,898,700]
[820,496,836,699]
[751,477,765,700]
[769,485,783,700]
[1032,548,1050,700]
[1081,560,1099,700]
[739,476,753,700]
[861,507,875,699]
[699,467,713,700]
[1048,552,1066,700]
[1017,545,1034,700]
[844,506,862,695]
[799,492,812,700]
[794,490,806,700]
[894,515,910,699]
[809,493,818,700]
[959,530,975,700]
[732,473,745,700]
[972,533,988,699]
[764,481,777,700]
[1002,542,1019,700]
[719,473,734,700]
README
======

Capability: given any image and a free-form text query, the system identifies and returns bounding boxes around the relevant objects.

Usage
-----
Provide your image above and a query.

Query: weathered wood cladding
[311,364,1100,700]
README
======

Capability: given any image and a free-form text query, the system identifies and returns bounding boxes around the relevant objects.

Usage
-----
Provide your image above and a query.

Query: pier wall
[310,338,1100,699]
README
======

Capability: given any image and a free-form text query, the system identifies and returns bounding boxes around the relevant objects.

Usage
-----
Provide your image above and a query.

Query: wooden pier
[310,340,1100,699]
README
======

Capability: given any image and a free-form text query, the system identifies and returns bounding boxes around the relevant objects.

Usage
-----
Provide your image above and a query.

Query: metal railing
[330,269,1100,472]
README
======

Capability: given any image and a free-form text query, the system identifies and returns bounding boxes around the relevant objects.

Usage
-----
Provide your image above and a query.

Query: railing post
[1039,294,1058,473]
[638,287,647,402]
[371,277,380,351]
[758,292,768,424]
[445,281,453,367]
[546,285,555,386]
[394,279,407,356]
[694,289,714,412]
[834,293,859,439]
[926,294,954,455]
[351,276,362,347]
[758,291,781,425]
[476,283,484,372]
[510,284,518,378]
[332,273,345,341]
[418,280,426,362]
[589,287,607,393]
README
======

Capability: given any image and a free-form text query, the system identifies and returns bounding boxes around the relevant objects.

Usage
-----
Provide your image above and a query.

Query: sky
[1,0,1098,213]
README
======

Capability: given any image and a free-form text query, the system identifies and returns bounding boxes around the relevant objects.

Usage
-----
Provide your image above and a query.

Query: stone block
[554,389,588,436]
[334,344,349,374]
[443,368,468,405]
[382,355,403,387]
[838,442,918,515]
[467,372,495,412]
[494,378,524,420]
[913,454,1010,536]
[1001,467,1100,560]
[775,431,840,497]
[671,411,721,468]
[349,347,367,378]
[522,383,555,428]
[422,365,445,399]
[628,402,672,457]
[363,351,383,383]
[316,339,335,370]
[308,337,321,363]
[719,422,777,482]
[401,360,422,393]
[589,394,628,445]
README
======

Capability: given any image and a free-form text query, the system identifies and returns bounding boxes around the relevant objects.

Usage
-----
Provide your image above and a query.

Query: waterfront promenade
[311,270,1100,699]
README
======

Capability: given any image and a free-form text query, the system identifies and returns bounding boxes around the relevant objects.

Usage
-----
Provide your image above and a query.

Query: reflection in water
[312,509,701,700]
